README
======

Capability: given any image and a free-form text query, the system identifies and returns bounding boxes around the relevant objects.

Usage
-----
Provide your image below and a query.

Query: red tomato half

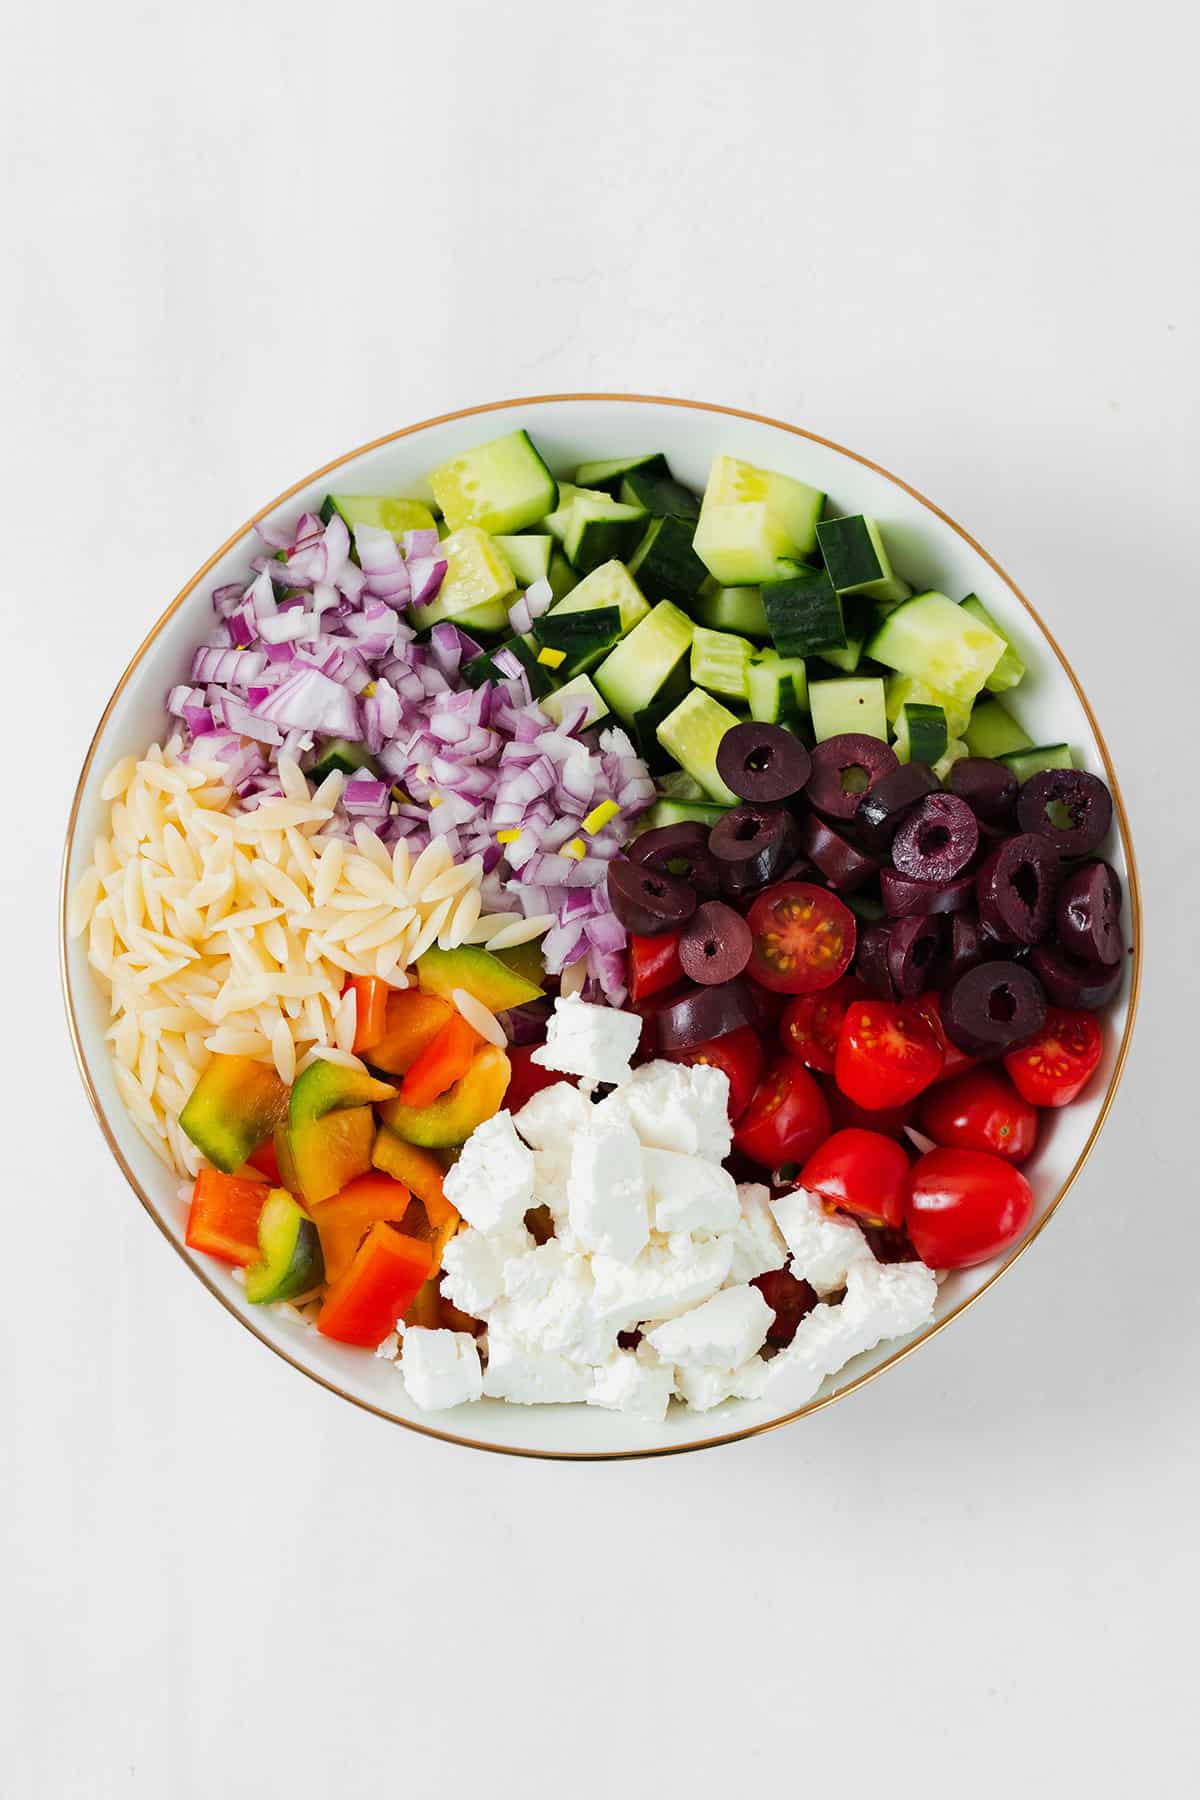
[781,975,867,1073]
[835,1000,943,1110]
[733,1057,832,1168]
[1004,1008,1103,1108]
[918,1067,1039,1165]
[746,882,857,995]
[504,1044,577,1115]
[800,1128,911,1231]
[629,932,683,1005]
[913,991,978,1083]
[673,1025,765,1123]
[825,1082,914,1141]
[906,1147,1034,1269]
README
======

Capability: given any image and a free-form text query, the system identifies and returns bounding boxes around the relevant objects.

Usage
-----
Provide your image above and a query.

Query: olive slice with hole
[716,722,812,804]
[798,814,880,893]
[942,960,1048,1057]
[1016,769,1113,859]
[948,757,1018,827]
[709,804,798,900]
[891,793,979,883]
[806,734,899,823]
[1055,861,1123,966]
[974,833,1060,945]
[855,763,941,852]
[887,915,944,998]
[881,868,976,917]
[628,824,722,898]
[606,858,698,937]
[679,901,753,986]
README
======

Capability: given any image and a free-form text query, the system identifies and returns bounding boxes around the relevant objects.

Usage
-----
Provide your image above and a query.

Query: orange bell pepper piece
[317,1222,434,1347]
[345,974,391,1054]
[366,990,453,1074]
[398,1011,481,1109]
[310,1171,413,1286]
[185,1170,268,1266]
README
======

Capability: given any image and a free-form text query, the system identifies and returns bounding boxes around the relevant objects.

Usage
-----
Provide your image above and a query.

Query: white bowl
[60,394,1142,1459]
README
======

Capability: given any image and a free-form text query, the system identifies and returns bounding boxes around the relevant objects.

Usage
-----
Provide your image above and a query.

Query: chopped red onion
[402,528,441,561]
[407,556,447,607]
[254,667,360,739]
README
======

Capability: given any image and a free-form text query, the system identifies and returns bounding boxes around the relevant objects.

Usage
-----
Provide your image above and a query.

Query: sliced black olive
[716,722,811,804]
[805,734,899,823]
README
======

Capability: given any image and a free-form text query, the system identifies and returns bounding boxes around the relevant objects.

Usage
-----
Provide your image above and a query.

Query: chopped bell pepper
[316,1222,434,1347]
[247,1138,281,1183]
[287,1059,396,1206]
[345,974,391,1054]
[273,1118,300,1193]
[377,1046,511,1149]
[179,1054,288,1174]
[244,1188,324,1304]
[398,1011,481,1108]
[416,944,543,1011]
[365,990,453,1075]
[311,1171,413,1286]
[404,1276,442,1330]
[371,1130,452,1217]
[185,1170,268,1266]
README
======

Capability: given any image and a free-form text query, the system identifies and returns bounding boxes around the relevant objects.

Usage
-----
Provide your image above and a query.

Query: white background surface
[3,2,1197,1794]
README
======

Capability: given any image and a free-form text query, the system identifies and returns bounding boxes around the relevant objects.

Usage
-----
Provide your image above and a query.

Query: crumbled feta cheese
[590,1234,734,1337]
[757,1258,938,1406]
[401,1329,483,1410]
[644,1147,739,1234]
[770,1186,874,1294]
[492,1240,613,1364]
[647,1283,773,1370]
[530,993,642,1086]
[513,1080,593,1156]
[587,1351,674,1422]
[613,1059,732,1162]
[567,1113,649,1263]
[443,1110,535,1233]
[725,1183,789,1284]
[440,1225,532,1316]
[482,1325,594,1404]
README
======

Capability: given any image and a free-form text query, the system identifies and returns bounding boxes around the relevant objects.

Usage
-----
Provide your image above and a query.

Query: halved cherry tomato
[629,932,683,1005]
[672,1025,765,1123]
[824,1081,914,1141]
[746,881,857,995]
[800,1128,911,1231]
[913,990,978,1083]
[906,1147,1034,1269]
[1004,1008,1103,1107]
[918,1067,1039,1164]
[752,1266,818,1346]
[733,1057,832,1167]
[503,1043,578,1114]
[835,999,943,1110]
[344,974,391,1054]
[781,975,867,1074]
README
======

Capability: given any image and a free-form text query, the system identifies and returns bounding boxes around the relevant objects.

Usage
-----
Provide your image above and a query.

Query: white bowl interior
[62,397,1138,1456]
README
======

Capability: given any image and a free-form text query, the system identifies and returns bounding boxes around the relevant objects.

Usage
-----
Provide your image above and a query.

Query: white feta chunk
[647,1283,772,1370]
[440,1225,531,1316]
[493,1240,613,1364]
[513,1080,593,1157]
[530,993,641,1086]
[443,1110,535,1234]
[567,1113,649,1263]
[725,1183,789,1284]
[401,1329,483,1410]
[590,1234,734,1337]
[770,1186,874,1295]
[587,1351,673,1422]
[614,1059,732,1162]
[644,1147,740,1235]
[758,1257,938,1406]
[482,1325,594,1404]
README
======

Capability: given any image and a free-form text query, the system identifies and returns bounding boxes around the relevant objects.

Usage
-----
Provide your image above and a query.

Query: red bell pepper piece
[398,1011,481,1108]
[345,974,392,1054]
[247,1138,281,1183]
[185,1170,268,1266]
[317,1222,434,1347]
[629,932,683,1005]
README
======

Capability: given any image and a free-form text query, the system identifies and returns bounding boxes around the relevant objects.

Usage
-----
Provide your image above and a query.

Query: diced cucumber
[809,677,888,744]
[494,534,552,587]
[747,650,808,723]
[694,584,770,639]
[543,483,588,543]
[933,739,970,783]
[632,695,683,774]
[963,699,1033,760]
[694,455,825,585]
[960,595,1026,694]
[867,591,1006,707]
[540,673,609,729]
[690,626,754,700]
[320,494,436,537]
[763,568,846,657]
[816,515,911,603]
[548,550,578,601]
[309,738,379,782]
[619,468,701,521]
[885,673,972,741]
[634,797,731,833]
[428,429,557,534]
[655,689,741,805]
[628,515,708,602]
[544,484,647,573]
[594,601,695,724]
[893,703,948,766]
[573,453,669,491]
[818,596,883,673]
[657,768,708,802]
[547,559,650,633]
[999,743,1074,781]
[534,606,622,660]
[410,527,516,632]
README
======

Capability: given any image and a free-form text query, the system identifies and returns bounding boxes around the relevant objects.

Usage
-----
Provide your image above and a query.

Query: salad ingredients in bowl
[64,401,1136,1450]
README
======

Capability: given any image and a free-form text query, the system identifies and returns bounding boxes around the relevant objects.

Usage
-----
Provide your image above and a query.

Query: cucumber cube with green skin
[573,453,670,492]
[410,526,516,633]
[892,702,948,766]
[540,673,609,729]
[655,688,742,805]
[693,584,770,639]
[429,429,558,534]
[547,550,579,602]
[656,768,708,802]
[963,699,1034,760]
[493,534,552,587]
[619,468,701,521]
[885,673,971,741]
[816,515,912,604]
[463,635,555,697]
[809,677,888,744]
[747,649,808,723]
[561,495,648,574]
[694,454,825,584]
[534,606,623,659]
[547,560,650,633]
[320,495,437,537]
[960,595,1026,693]
[634,798,731,833]
[867,591,1006,709]
[594,601,695,723]
[999,743,1074,782]
[690,625,754,700]
[628,515,709,602]
[762,567,846,657]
